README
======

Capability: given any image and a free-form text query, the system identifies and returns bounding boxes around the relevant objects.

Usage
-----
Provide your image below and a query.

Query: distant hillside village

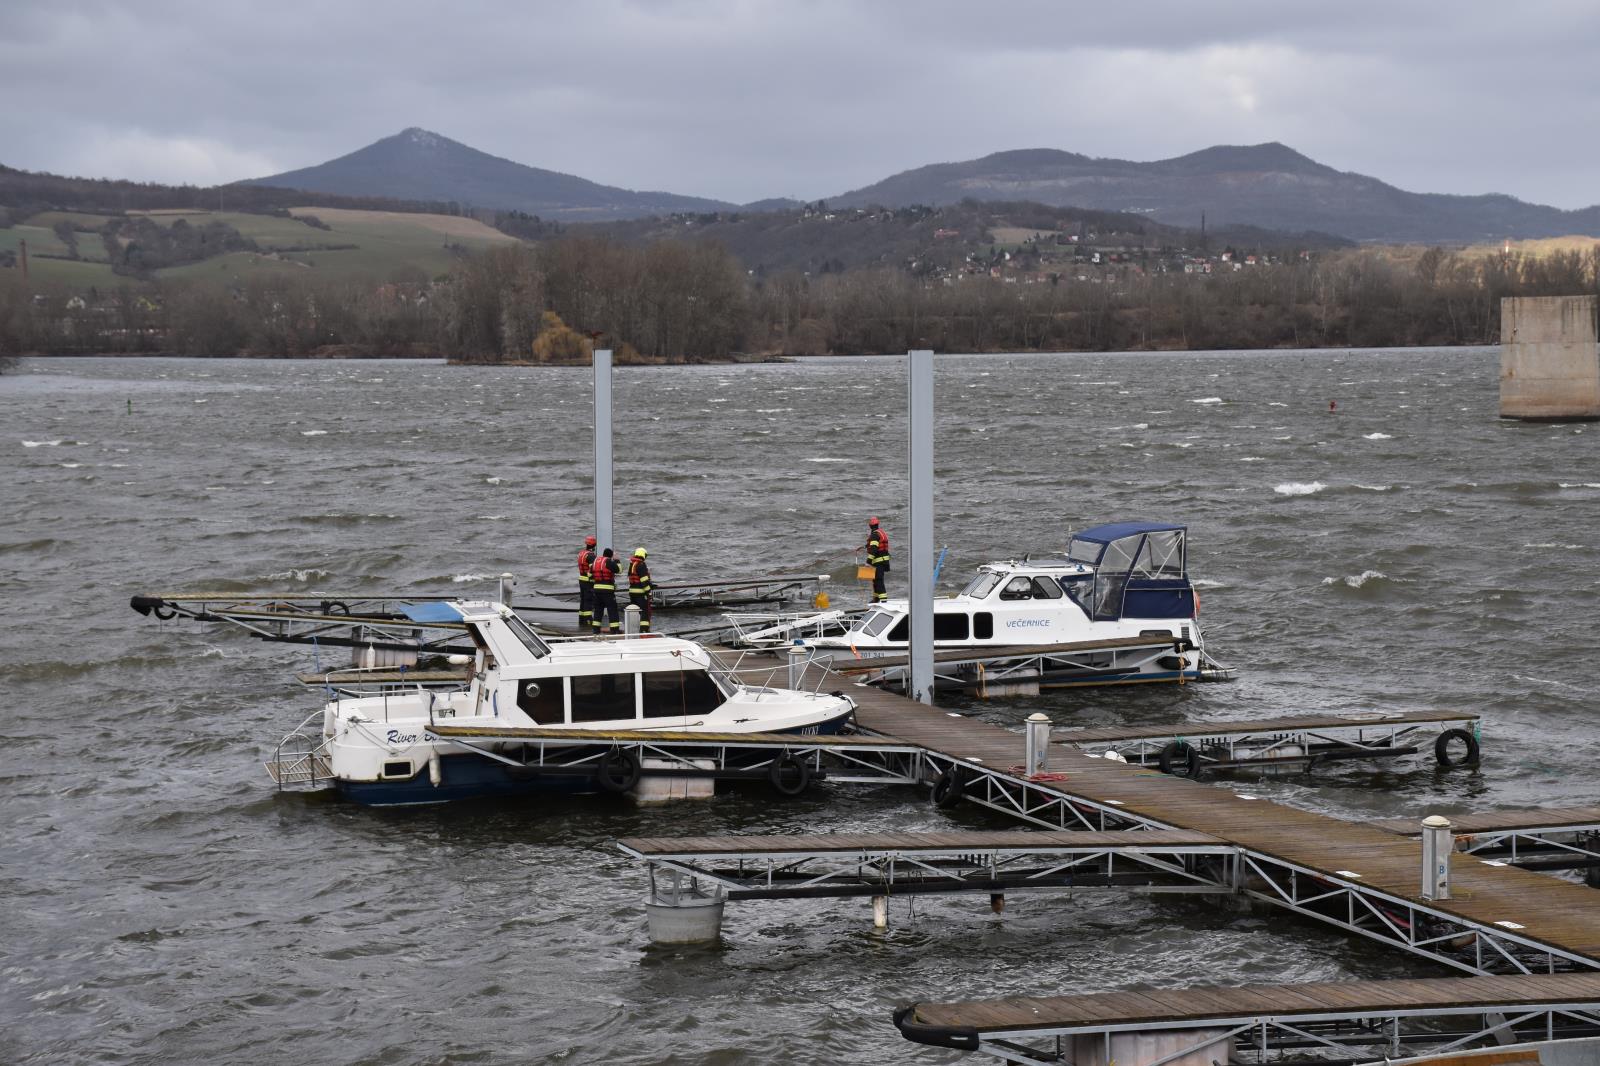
[3,163,1599,359]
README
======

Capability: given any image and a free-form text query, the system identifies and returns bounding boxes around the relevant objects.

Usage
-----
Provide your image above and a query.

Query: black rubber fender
[893,1005,980,1051]
[1157,740,1202,778]
[767,754,812,797]
[1434,727,1480,768]
[595,749,641,793]
[930,766,966,808]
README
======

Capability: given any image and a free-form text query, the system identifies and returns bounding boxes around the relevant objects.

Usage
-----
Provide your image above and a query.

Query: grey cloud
[3,0,1598,209]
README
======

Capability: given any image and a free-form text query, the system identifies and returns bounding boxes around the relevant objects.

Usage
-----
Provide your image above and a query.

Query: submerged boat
[268,600,856,805]
[741,522,1230,690]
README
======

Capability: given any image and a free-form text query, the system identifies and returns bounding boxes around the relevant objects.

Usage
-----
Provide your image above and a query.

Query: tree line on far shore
[2,236,1598,360]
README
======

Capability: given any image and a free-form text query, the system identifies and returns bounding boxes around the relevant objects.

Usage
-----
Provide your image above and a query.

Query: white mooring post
[787,643,806,689]
[872,894,889,930]
[593,348,614,552]
[907,350,935,705]
[1025,712,1051,776]
[1421,815,1453,900]
[623,603,640,636]
[498,572,515,607]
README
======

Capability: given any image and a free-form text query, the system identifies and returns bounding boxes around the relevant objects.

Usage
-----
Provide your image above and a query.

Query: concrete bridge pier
[1500,295,1600,421]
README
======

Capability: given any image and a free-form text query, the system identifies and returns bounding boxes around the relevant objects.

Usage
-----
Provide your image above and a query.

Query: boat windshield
[502,613,550,658]
[851,608,898,638]
[961,572,1002,599]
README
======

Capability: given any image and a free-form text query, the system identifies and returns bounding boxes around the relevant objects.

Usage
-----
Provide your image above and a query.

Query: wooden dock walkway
[896,972,1600,1053]
[827,678,1600,967]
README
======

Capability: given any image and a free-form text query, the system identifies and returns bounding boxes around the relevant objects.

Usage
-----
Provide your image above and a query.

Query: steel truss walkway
[617,829,1234,900]
[894,973,1600,1063]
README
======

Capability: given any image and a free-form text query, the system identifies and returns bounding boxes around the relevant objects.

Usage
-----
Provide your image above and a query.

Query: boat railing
[707,645,836,699]
[264,709,333,789]
[719,609,857,648]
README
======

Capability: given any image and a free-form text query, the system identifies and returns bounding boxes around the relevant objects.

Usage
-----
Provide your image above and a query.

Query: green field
[0,225,119,282]
[28,210,118,231]
[3,206,520,287]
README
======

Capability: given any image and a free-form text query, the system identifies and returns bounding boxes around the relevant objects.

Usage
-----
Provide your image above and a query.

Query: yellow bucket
[856,565,876,581]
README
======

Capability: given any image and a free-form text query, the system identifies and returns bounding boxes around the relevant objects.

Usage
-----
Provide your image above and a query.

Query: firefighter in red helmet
[865,517,890,603]
[577,535,598,632]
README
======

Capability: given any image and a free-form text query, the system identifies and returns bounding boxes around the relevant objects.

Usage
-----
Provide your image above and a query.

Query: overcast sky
[4,0,1598,208]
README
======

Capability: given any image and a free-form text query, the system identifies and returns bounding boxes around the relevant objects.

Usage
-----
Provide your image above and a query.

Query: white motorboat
[268,600,856,805]
[740,522,1230,690]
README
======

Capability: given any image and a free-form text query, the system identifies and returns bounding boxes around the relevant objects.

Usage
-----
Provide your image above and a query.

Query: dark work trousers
[872,566,888,602]
[593,589,620,633]
[629,591,652,630]
[578,581,594,630]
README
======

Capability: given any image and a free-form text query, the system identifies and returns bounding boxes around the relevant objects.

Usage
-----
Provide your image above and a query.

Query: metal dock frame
[894,973,1600,1063]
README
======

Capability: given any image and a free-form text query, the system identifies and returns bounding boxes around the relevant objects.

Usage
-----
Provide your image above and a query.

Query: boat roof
[1072,521,1186,544]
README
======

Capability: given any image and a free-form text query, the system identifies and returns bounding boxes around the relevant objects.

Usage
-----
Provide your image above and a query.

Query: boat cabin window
[973,612,994,639]
[1067,538,1104,565]
[886,617,909,642]
[933,613,969,640]
[642,669,724,718]
[516,678,564,725]
[1031,577,1063,599]
[999,576,1035,600]
[1058,575,1092,611]
[569,673,637,723]
[502,613,551,658]
[1132,530,1185,578]
[857,610,897,638]
[961,572,1001,599]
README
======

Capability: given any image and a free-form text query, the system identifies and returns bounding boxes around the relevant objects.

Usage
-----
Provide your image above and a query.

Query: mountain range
[247,129,1600,243]
[244,128,734,221]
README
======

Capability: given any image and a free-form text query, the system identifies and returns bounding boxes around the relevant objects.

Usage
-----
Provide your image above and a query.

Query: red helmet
[868,516,879,526]
[585,535,596,546]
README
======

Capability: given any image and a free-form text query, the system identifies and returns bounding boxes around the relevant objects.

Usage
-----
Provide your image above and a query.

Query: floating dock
[602,658,1600,1062]
[894,973,1600,1059]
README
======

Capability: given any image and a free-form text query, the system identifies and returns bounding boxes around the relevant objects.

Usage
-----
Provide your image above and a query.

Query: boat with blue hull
[267,600,856,806]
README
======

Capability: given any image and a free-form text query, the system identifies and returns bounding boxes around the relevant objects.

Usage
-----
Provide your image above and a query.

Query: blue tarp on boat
[1072,521,1186,544]
[399,601,464,623]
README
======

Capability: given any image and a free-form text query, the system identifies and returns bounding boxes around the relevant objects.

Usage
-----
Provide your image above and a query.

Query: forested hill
[244,128,735,222]
[831,142,1600,243]
[580,199,1350,278]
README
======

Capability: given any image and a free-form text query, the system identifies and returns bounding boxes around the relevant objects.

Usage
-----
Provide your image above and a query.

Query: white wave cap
[1274,481,1326,496]
[1322,569,1388,588]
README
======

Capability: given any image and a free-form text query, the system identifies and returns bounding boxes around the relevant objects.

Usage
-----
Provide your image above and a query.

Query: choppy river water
[3,350,1596,1064]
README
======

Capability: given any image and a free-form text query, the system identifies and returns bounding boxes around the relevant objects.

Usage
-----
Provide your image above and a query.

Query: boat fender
[767,754,811,797]
[428,750,442,787]
[930,766,965,808]
[1433,728,1480,768]
[1157,741,1202,778]
[595,749,641,793]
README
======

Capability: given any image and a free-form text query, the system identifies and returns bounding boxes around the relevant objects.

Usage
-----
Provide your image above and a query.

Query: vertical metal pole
[907,350,935,705]
[593,349,614,552]
[499,572,515,607]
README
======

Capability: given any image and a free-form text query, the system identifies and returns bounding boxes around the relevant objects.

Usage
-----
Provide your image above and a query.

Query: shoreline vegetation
[5,233,1599,363]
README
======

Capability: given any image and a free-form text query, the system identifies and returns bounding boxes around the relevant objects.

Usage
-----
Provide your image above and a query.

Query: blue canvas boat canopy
[399,601,465,624]
[1072,521,1187,544]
